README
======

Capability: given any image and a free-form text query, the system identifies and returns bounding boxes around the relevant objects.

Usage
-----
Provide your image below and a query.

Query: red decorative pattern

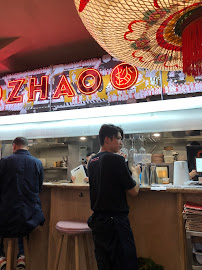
[124,20,146,42]
[132,51,181,69]
[163,62,182,69]
[156,3,199,51]
[79,0,90,12]
[154,0,160,9]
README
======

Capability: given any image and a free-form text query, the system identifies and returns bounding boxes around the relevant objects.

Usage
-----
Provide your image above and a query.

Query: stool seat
[56,221,91,235]
[54,221,92,270]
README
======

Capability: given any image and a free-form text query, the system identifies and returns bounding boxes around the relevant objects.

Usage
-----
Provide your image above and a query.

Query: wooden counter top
[43,182,90,189]
[43,182,202,193]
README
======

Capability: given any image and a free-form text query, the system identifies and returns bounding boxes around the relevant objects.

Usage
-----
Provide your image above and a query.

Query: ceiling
[0,0,106,76]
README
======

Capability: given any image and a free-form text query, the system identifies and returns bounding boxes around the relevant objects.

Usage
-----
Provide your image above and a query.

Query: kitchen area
[0,97,202,270]
[1,129,201,184]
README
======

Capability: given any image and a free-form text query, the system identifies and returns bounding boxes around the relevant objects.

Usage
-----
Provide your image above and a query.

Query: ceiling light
[153,133,161,137]
[80,136,86,141]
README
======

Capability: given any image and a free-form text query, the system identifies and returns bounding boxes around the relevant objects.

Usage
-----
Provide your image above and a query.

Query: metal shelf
[187,231,202,237]
[186,230,202,269]
[192,257,202,270]
[43,167,68,170]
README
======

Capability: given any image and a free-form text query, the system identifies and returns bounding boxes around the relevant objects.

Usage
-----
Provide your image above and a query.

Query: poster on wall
[162,71,202,98]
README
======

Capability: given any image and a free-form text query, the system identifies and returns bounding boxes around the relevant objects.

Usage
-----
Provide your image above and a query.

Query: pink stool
[54,221,92,270]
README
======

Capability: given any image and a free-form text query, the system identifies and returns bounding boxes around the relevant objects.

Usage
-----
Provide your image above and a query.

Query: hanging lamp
[75,0,202,77]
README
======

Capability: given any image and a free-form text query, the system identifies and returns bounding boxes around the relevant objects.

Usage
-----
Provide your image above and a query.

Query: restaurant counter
[30,183,202,270]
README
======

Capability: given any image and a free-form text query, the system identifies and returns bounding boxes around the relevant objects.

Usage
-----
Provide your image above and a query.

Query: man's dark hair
[12,137,28,146]
[190,141,200,146]
[99,124,123,146]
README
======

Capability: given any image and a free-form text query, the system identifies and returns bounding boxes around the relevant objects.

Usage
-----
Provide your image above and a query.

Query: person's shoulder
[28,154,42,165]
[101,152,125,163]
[1,153,15,160]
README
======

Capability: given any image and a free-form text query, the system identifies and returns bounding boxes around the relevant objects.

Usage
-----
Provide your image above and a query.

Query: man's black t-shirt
[88,152,136,215]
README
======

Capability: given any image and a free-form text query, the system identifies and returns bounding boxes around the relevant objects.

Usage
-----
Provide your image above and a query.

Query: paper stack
[183,202,202,232]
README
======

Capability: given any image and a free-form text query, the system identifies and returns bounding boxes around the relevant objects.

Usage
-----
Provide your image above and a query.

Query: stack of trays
[183,202,202,232]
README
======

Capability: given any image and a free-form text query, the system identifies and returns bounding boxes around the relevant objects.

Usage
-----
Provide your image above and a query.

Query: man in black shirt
[88,124,140,270]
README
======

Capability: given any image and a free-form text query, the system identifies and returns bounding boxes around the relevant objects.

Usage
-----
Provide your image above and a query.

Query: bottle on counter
[150,163,158,185]
[141,164,149,186]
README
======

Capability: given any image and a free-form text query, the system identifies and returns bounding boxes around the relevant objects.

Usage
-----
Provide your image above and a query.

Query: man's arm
[0,158,6,179]
[127,165,141,197]
[39,164,44,192]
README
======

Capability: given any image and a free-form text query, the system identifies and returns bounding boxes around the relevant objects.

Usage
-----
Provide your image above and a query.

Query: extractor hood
[0,96,202,140]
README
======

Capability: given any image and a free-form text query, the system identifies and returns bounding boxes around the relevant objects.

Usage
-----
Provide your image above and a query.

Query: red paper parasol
[75,0,202,77]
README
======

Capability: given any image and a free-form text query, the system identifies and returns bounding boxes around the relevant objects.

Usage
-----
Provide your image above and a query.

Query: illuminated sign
[1,56,200,116]
[4,64,138,103]
[53,75,75,99]
[110,63,138,90]
[28,76,49,101]
[6,79,25,104]
[0,87,2,100]
[77,68,102,95]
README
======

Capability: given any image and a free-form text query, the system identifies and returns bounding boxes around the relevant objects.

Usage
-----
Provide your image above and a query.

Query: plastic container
[141,165,149,186]
[150,164,158,185]
[133,153,151,165]
[164,156,174,163]
[162,178,170,184]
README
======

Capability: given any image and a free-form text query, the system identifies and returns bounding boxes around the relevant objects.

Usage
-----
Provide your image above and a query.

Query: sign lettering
[53,74,75,99]
[6,79,25,104]
[3,64,138,104]
[28,76,49,101]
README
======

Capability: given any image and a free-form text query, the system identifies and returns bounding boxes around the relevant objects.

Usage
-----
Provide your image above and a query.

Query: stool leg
[6,239,15,270]
[23,236,29,270]
[83,234,91,270]
[75,235,79,270]
[54,234,64,270]
[65,235,72,269]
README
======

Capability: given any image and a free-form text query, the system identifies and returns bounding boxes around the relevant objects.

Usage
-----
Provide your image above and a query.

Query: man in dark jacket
[0,137,45,270]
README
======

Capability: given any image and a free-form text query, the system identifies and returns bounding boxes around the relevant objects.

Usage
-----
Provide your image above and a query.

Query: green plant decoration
[138,257,164,270]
